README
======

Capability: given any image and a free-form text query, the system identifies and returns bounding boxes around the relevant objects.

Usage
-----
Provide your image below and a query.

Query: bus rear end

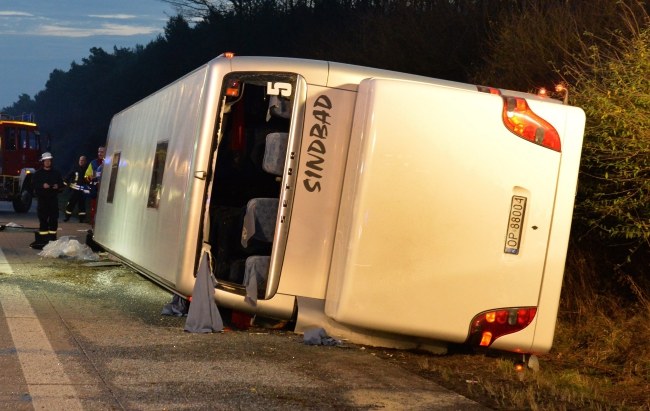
[325,78,585,353]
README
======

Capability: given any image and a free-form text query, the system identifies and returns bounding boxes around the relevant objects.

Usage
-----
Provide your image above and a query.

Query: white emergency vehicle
[93,54,585,353]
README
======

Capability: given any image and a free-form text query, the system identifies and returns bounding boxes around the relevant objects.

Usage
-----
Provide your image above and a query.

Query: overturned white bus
[93,54,585,354]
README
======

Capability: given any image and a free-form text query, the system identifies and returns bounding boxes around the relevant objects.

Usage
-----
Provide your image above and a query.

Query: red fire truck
[0,113,45,212]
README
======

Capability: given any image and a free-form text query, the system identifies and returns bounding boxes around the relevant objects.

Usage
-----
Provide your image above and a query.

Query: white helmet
[40,152,53,161]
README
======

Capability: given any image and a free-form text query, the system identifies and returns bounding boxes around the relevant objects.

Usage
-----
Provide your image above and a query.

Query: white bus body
[94,55,585,353]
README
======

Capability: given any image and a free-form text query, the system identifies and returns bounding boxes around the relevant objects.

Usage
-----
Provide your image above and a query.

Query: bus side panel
[527,105,585,352]
[176,61,232,296]
[277,85,357,299]
[95,67,209,287]
[326,79,562,348]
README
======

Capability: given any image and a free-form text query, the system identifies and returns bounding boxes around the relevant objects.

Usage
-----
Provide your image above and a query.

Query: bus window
[107,152,121,204]
[147,141,168,209]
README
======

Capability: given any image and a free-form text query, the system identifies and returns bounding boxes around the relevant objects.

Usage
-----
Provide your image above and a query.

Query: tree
[160,0,228,19]
[1,94,35,117]
[471,0,649,92]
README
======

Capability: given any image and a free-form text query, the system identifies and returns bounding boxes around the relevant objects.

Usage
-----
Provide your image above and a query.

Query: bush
[564,17,649,259]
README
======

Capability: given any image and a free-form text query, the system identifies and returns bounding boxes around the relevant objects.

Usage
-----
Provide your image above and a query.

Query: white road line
[0,248,83,410]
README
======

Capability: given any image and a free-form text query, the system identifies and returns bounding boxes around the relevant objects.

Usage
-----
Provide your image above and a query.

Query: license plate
[504,195,527,254]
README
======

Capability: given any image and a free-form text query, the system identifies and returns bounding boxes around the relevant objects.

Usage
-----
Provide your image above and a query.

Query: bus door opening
[206,73,297,301]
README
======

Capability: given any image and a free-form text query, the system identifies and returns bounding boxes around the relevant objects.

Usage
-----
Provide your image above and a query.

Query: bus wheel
[13,190,33,213]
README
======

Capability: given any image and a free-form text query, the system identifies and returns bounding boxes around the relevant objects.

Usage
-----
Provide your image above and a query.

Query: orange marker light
[480,331,493,346]
[226,80,240,97]
[555,83,569,104]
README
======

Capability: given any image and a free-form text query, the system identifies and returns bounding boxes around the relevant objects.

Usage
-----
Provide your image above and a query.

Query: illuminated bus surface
[93,54,585,353]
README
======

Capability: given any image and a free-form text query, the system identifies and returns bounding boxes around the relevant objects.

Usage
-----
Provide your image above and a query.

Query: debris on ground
[0,222,37,231]
[38,236,100,261]
[303,327,344,346]
[161,294,190,317]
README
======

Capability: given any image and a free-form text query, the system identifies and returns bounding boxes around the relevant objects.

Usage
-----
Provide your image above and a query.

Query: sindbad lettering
[303,95,332,193]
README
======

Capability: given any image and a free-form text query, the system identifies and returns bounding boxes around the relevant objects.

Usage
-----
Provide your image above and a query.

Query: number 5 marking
[267,82,292,97]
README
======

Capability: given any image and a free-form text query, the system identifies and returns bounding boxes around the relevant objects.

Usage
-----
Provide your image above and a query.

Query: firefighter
[63,155,88,222]
[85,146,105,226]
[30,152,64,249]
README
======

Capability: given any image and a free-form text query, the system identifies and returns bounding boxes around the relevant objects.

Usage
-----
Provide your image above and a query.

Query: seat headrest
[262,132,289,176]
[241,198,279,247]
[266,95,292,120]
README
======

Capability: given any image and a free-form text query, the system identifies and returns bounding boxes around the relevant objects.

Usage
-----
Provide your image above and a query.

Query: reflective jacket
[65,163,87,185]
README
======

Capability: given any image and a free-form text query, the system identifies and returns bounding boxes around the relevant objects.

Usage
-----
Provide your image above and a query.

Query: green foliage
[566,25,650,248]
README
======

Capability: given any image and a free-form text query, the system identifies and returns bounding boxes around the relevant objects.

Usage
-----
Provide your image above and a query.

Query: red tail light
[477,85,561,152]
[502,96,561,152]
[469,307,537,348]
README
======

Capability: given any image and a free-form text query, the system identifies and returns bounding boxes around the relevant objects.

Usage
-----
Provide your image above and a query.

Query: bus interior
[207,73,297,301]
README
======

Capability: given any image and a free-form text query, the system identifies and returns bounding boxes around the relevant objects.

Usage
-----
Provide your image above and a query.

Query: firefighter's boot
[29,232,48,250]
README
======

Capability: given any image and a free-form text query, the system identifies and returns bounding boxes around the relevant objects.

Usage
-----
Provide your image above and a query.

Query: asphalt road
[0,201,487,410]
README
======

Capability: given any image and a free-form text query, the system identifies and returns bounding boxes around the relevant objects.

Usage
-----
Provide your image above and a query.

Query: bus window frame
[107,152,121,204]
[147,141,169,209]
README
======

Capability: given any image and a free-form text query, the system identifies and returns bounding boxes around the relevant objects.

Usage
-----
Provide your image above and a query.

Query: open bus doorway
[205,73,298,303]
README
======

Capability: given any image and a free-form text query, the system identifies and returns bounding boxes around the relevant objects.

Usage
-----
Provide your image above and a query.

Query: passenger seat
[240,131,289,304]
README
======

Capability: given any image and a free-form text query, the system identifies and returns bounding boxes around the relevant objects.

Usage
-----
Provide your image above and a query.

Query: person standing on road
[85,146,105,226]
[63,155,88,222]
[30,152,64,249]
